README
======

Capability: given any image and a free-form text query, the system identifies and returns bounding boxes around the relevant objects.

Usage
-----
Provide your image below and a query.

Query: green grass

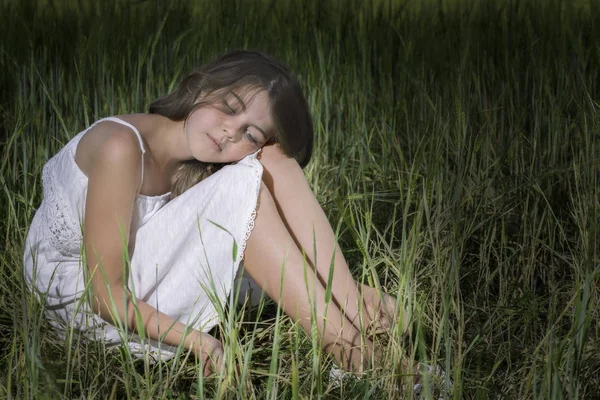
[1,0,599,398]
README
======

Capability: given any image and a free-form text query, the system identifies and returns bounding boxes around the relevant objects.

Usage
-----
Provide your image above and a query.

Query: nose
[223,121,243,142]
[223,127,237,142]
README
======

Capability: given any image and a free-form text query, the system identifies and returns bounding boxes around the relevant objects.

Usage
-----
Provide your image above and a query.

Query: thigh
[128,155,264,329]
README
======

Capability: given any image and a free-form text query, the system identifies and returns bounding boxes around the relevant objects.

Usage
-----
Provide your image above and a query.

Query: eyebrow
[230,91,268,140]
[231,92,247,111]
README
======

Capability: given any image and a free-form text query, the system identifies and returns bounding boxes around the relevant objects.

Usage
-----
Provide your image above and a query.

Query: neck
[141,114,190,176]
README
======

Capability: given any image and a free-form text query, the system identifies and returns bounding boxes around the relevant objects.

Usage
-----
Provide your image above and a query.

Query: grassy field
[1,0,599,398]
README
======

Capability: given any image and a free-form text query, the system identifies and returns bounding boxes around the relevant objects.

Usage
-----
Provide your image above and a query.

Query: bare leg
[243,183,376,372]
[258,145,407,334]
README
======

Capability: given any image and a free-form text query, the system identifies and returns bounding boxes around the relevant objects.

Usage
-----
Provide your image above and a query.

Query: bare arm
[81,124,221,373]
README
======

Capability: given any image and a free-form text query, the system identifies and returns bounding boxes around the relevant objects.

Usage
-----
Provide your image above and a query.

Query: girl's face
[184,89,274,163]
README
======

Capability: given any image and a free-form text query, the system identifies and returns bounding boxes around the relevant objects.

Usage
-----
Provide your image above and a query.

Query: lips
[207,134,222,151]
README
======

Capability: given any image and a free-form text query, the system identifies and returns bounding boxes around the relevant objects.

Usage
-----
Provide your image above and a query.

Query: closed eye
[245,129,260,145]
[222,100,238,115]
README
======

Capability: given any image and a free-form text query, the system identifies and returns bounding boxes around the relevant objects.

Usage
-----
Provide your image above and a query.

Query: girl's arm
[81,123,222,374]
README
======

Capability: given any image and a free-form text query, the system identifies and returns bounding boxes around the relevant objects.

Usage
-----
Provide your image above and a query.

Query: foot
[410,362,452,399]
[329,361,452,399]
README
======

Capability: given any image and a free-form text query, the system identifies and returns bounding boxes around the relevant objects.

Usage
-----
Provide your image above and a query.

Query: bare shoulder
[75,119,143,179]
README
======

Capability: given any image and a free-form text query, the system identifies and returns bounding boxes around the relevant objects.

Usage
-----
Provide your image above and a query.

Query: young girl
[23,50,401,377]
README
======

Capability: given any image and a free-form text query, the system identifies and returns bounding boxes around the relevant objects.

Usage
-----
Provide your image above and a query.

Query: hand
[189,331,224,377]
[359,284,404,334]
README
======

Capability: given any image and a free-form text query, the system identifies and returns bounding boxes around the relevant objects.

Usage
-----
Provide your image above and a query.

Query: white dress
[23,117,263,358]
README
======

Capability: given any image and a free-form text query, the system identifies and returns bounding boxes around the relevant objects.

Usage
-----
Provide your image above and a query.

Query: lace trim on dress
[42,157,83,257]
[237,152,263,261]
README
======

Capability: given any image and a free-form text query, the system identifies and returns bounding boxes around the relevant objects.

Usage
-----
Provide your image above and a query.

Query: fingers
[360,284,399,332]
[191,332,225,377]
[330,337,378,373]
[379,291,397,327]
[202,345,224,377]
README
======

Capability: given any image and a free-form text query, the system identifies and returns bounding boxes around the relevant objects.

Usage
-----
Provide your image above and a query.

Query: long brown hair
[149,50,313,197]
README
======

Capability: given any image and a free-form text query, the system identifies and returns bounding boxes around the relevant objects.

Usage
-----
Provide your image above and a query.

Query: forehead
[230,89,275,134]
[226,86,266,106]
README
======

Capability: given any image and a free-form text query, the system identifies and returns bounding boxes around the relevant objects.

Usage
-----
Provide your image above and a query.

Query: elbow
[88,284,132,327]
[89,296,113,322]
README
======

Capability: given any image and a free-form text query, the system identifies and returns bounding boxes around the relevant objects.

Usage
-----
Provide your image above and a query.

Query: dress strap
[100,117,146,187]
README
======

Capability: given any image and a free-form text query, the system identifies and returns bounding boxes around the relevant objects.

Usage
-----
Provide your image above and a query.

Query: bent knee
[257,181,276,208]
[259,143,289,165]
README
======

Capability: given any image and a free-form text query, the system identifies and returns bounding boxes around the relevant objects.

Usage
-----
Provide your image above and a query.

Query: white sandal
[412,363,452,399]
[329,362,452,399]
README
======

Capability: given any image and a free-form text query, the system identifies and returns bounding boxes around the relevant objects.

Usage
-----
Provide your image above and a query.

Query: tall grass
[1,0,599,398]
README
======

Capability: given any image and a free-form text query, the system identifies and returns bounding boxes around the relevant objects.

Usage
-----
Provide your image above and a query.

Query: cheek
[187,108,220,132]
[239,142,261,157]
